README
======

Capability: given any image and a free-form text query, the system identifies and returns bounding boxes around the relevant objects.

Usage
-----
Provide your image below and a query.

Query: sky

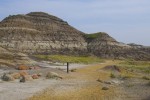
[0,0,150,46]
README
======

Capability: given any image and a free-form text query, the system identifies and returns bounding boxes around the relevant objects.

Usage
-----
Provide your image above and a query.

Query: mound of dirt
[102,65,121,72]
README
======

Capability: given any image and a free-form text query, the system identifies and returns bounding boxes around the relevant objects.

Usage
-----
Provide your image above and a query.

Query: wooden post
[67,62,69,73]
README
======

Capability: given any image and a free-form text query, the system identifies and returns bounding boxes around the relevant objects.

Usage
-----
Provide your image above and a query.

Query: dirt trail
[1,60,149,100]
[28,60,150,100]
[28,60,121,100]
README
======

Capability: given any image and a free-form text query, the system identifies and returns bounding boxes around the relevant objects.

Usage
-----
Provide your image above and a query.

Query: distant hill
[0,12,149,60]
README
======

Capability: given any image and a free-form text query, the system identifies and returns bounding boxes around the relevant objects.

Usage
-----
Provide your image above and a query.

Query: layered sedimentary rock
[86,32,150,60]
[0,12,87,55]
[0,12,149,60]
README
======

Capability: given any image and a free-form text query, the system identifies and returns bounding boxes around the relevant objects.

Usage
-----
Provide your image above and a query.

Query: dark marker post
[67,62,69,73]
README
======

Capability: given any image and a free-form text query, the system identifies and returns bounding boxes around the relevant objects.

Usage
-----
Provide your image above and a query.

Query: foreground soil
[28,60,150,100]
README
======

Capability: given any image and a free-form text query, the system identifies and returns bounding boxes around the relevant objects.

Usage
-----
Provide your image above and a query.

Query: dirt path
[28,60,150,100]
[1,60,150,100]
[0,62,93,100]
[28,60,120,100]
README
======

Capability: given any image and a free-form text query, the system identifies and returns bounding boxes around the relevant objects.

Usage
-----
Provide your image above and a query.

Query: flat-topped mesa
[0,12,87,55]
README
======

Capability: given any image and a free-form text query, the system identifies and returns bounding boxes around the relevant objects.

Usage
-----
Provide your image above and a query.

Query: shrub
[1,73,15,81]
[148,81,150,86]
[110,73,116,78]
[70,69,77,72]
[142,76,150,80]
[102,87,109,90]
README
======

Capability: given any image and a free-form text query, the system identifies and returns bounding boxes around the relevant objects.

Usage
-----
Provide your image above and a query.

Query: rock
[104,81,111,85]
[19,71,29,77]
[11,73,21,79]
[20,75,33,82]
[32,74,39,79]
[29,66,40,70]
[0,12,149,60]
[0,12,87,56]
[97,79,103,83]
[37,73,42,77]
[17,65,29,70]
[70,69,77,72]
[20,76,25,83]
[103,65,121,72]
[46,72,62,79]
[102,87,109,90]
[1,73,15,81]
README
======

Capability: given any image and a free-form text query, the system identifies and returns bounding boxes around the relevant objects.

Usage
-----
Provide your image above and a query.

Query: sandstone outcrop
[0,12,87,55]
[86,32,150,60]
[0,12,149,60]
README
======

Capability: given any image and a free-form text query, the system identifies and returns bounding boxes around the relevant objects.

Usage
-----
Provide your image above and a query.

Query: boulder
[37,73,42,77]
[46,72,62,79]
[11,73,21,79]
[19,71,29,77]
[1,73,15,81]
[20,76,25,83]
[32,74,39,79]
[20,75,33,82]
[102,87,109,90]
[17,65,29,70]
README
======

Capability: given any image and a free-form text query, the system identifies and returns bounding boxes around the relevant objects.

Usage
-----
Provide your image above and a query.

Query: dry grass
[29,85,116,100]
[34,55,104,64]
[28,60,120,100]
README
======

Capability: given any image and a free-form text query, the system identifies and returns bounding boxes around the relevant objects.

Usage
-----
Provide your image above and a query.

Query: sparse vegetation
[102,87,109,90]
[70,69,77,72]
[148,81,150,86]
[118,60,150,74]
[142,76,150,80]
[110,73,116,78]
[85,32,107,40]
[127,84,134,88]
[34,55,104,64]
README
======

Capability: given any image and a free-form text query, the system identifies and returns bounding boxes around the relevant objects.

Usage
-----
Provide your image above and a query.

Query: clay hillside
[0,12,149,60]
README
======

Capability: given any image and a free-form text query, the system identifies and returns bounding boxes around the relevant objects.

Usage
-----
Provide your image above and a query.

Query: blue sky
[0,0,150,46]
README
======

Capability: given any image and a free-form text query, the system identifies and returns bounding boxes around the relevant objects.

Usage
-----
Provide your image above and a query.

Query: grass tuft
[34,55,104,64]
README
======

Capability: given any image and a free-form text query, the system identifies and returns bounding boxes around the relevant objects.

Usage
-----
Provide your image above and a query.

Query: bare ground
[0,60,150,100]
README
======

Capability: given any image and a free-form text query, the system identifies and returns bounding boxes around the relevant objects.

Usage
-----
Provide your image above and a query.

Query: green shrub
[148,81,150,86]
[110,73,116,78]
[142,76,150,80]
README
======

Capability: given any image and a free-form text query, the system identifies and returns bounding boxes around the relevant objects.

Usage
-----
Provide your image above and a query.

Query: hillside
[85,32,150,60]
[0,12,149,60]
[0,12,87,55]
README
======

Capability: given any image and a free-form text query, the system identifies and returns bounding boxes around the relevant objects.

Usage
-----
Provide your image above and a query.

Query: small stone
[32,74,39,79]
[97,79,103,83]
[46,72,62,79]
[37,73,42,77]
[102,87,109,90]
[20,76,25,83]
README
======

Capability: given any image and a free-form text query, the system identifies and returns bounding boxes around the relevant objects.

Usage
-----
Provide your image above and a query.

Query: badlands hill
[0,12,149,60]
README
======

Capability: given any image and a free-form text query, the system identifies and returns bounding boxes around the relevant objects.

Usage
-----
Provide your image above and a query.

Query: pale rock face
[87,32,150,60]
[0,12,149,60]
[0,12,88,55]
